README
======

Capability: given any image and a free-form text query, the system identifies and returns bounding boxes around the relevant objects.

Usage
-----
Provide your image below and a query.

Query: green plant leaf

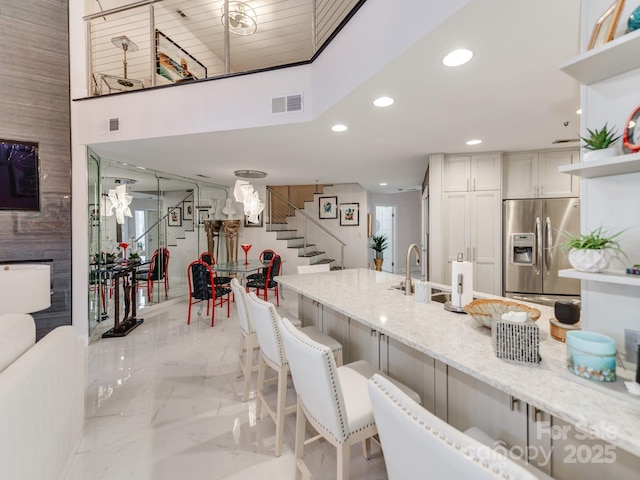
[579,123,621,150]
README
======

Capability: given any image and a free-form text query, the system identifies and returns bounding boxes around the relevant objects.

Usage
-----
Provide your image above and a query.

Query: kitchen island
[277,268,640,478]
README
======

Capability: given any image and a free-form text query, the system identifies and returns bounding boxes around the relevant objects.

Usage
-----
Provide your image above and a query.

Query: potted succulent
[370,234,388,271]
[561,226,625,273]
[580,123,621,162]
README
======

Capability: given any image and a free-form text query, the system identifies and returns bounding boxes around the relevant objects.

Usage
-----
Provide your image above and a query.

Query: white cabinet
[504,150,579,199]
[443,153,502,192]
[443,190,501,295]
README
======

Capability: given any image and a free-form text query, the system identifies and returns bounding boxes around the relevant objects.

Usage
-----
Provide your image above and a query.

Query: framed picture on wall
[319,196,338,219]
[183,200,193,220]
[339,202,359,226]
[198,208,209,226]
[244,212,263,227]
[168,207,182,226]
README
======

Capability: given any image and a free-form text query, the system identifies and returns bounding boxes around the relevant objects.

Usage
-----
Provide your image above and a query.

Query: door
[375,205,395,273]
[542,198,581,295]
[503,199,543,294]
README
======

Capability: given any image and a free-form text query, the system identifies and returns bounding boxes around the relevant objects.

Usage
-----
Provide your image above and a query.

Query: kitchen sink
[431,292,451,304]
[389,283,415,294]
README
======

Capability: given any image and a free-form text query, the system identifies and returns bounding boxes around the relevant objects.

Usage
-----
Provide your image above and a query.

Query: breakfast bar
[277,268,640,478]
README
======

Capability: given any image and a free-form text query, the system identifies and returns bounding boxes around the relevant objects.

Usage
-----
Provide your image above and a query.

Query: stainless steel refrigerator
[503,198,581,306]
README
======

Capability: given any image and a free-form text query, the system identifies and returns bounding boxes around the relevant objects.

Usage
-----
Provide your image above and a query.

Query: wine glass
[241,244,252,265]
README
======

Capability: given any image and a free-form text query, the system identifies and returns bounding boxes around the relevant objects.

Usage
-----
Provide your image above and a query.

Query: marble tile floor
[67,288,389,480]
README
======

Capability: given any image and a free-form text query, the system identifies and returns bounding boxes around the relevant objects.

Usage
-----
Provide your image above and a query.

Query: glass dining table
[211,260,264,284]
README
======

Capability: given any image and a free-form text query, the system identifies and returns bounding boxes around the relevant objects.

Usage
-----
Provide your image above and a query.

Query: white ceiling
[90,0,582,194]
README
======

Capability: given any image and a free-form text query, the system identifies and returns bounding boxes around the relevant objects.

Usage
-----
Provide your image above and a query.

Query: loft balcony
[84,0,363,96]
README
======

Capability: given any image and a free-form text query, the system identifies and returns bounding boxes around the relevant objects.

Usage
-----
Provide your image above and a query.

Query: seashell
[463,299,541,328]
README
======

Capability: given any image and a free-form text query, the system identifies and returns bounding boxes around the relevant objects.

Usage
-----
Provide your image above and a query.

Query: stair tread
[300,251,325,258]
[288,244,316,248]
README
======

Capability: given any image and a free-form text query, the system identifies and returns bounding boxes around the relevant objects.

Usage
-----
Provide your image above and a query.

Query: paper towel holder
[444,251,469,313]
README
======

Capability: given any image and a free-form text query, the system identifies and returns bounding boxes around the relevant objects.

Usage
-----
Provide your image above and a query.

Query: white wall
[369,191,422,274]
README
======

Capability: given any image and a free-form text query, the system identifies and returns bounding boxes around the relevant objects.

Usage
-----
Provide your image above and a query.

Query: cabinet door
[538,150,579,198]
[532,414,640,480]
[299,294,321,328]
[442,192,470,285]
[447,368,528,458]
[443,155,470,192]
[504,152,538,198]
[321,305,350,363]
[383,335,436,413]
[470,191,501,295]
[348,319,379,367]
[471,153,502,191]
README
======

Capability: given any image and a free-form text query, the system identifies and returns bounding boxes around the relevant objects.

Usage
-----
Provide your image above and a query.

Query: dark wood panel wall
[0,1,72,339]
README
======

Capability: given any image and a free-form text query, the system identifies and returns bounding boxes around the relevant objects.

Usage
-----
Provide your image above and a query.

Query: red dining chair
[187,260,231,326]
[246,254,281,306]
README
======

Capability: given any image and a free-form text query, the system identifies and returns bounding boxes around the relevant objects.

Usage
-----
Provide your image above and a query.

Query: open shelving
[559,28,640,84]
[558,152,640,178]
[559,268,640,287]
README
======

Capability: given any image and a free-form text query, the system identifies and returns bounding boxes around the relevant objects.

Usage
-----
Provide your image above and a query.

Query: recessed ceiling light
[331,124,348,132]
[379,182,388,186]
[466,139,482,145]
[442,49,473,67]
[373,97,394,107]
[576,109,582,115]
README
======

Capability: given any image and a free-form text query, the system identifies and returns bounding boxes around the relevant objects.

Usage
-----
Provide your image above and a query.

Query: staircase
[266,186,346,271]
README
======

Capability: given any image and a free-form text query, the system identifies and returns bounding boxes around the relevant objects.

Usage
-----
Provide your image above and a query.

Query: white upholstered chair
[368,374,539,480]
[230,278,259,402]
[278,317,421,480]
[246,292,343,457]
[296,264,330,274]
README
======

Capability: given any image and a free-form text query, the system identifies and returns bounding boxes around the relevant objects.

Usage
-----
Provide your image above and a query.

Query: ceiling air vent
[272,94,303,114]
[99,117,120,134]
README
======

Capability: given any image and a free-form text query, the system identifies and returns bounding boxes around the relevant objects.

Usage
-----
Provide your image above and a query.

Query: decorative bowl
[566,330,617,382]
[463,299,541,328]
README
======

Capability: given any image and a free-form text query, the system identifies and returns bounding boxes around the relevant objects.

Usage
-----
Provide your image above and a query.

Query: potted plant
[561,226,625,273]
[370,234,388,271]
[128,251,141,264]
[580,123,621,162]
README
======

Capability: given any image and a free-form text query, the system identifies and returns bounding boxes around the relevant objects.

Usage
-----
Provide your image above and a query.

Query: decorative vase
[373,258,383,271]
[628,5,640,32]
[568,249,611,273]
[582,147,617,163]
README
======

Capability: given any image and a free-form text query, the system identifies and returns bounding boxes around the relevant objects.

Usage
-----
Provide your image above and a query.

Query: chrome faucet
[405,244,421,296]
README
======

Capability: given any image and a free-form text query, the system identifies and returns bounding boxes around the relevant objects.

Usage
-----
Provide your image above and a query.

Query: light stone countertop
[277,268,640,457]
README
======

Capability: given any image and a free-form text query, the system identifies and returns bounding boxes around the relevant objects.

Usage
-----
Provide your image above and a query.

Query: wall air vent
[272,94,303,114]
[99,117,120,134]
[552,138,579,144]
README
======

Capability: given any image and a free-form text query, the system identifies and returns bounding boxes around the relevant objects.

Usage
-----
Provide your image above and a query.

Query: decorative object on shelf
[221,1,258,36]
[626,264,640,275]
[318,196,338,219]
[628,4,640,32]
[111,35,138,83]
[370,234,388,271]
[566,330,617,382]
[554,300,581,325]
[241,244,252,265]
[587,0,626,50]
[339,202,359,226]
[463,298,541,328]
[561,226,625,272]
[580,123,621,161]
[623,104,640,153]
[222,198,237,219]
[168,206,182,227]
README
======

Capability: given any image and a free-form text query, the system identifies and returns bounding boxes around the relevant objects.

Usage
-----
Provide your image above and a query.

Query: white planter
[582,147,617,162]
[568,249,611,273]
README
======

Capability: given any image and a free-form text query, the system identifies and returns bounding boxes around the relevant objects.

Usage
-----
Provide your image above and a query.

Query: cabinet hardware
[531,406,543,422]
[510,396,520,412]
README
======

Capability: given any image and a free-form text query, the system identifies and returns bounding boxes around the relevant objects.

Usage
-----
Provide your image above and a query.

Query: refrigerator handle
[534,217,542,276]
[545,216,553,276]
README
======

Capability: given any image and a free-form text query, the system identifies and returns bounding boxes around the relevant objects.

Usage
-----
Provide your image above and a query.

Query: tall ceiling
[90,0,582,194]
